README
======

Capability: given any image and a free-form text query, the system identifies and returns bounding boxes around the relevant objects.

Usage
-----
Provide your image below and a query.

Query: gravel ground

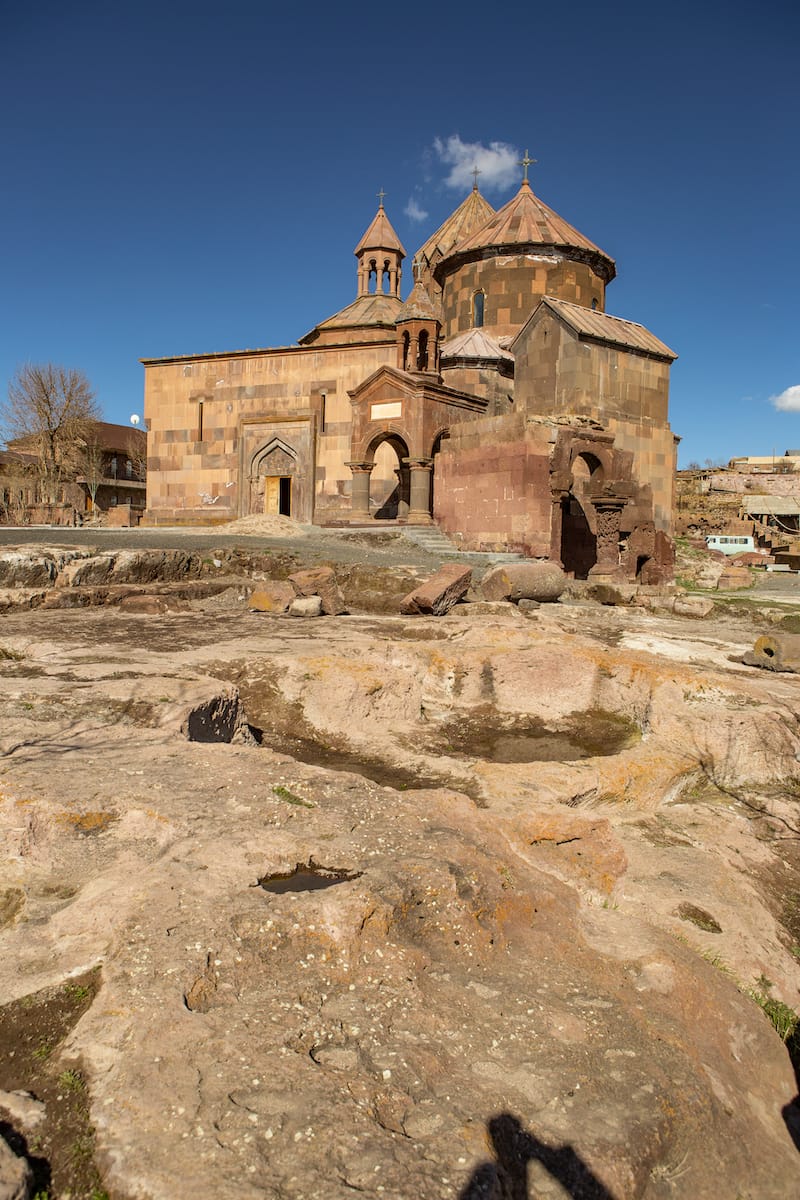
[0,523,441,568]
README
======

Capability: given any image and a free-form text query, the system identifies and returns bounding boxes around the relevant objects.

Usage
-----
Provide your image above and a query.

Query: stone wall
[514,309,675,531]
[439,254,605,341]
[143,339,396,524]
[434,413,553,555]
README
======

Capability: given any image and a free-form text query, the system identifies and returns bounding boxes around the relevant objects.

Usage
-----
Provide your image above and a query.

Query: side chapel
[141,157,678,582]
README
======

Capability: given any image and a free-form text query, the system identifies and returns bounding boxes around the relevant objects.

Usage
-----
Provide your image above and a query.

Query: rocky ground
[1,531,800,1199]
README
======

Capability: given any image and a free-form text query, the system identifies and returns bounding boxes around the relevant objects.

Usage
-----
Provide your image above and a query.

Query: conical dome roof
[415,186,495,265]
[451,179,615,282]
[397,278,442,324]
[354,203,406,256]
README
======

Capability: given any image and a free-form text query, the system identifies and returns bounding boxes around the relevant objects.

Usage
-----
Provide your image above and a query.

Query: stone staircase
[399,524,526,565]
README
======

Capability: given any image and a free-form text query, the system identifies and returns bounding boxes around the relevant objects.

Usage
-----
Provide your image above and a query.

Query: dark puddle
[258,863,362,893]
[258,730,475,795]
[427,708,640,763]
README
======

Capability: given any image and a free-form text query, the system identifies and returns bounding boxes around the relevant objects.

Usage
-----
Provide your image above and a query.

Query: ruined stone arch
[570,448,607,489]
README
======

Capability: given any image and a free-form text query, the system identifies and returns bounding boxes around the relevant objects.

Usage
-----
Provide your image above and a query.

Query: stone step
[399,525,527,566]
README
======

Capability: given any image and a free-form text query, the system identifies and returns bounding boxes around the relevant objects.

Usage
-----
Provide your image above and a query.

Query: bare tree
[1,364,100,504]
[79,438,106,511]
[125,432,147,482]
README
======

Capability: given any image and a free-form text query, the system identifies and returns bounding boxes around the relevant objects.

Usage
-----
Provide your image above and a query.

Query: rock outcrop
[0,592,799,1198]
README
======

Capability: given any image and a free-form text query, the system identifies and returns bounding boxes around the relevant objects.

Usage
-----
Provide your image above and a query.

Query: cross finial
[377,187,386,208]
[471,164,481,190]
[518,148,537,183]
[412,256,423,283]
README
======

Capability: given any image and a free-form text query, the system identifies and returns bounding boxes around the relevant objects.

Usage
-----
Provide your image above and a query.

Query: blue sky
[1,0,798,467]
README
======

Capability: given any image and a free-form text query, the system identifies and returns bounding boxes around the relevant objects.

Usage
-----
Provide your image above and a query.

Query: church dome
[415,185,495,268]
[447,178,615,283]
[435,173,616,341]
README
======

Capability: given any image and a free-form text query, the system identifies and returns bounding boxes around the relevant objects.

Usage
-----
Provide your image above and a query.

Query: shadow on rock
[781,1027,800,1153]
[459,1112,616,1200]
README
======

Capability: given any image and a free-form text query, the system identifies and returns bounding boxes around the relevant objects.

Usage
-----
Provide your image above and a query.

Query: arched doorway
[370,434,410,520]
[560,495,596,578]
[559,452,603,578]
[251,439,297,517]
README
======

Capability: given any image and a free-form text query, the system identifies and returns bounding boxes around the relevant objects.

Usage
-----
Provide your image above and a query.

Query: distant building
[728,451,800,474]
[142,167,678,582]
[0,420,147,525]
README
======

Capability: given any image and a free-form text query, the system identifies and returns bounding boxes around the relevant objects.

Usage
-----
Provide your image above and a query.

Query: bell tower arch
[355,189,406,298]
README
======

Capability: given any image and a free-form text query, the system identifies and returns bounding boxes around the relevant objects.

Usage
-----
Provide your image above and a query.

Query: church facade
[141,167,678,581]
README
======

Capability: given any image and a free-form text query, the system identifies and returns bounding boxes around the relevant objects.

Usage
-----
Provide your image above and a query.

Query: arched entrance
[347,431,433,525]
[372,435,410,519]
[559,495,596,578]
[559,452,604,578]
[250,439,297,517]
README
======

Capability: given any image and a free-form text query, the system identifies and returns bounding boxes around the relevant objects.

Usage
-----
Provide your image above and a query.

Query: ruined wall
[433,413,553,555]
[514,311,675,531]
[439,254,605,342]
[143,339,395,524]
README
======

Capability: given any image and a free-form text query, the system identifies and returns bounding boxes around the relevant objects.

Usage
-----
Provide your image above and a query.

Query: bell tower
[354,189,406,299]
[396,259,442,378]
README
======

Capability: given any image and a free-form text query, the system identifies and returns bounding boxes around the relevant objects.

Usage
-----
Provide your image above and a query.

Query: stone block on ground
[480,561,566,603]
[288,566,346,614]
[586,582,638,606]
[717,566,752,591]
[400,564,472,615]
[55,554,115,588]
[248,582,296,614]
[289,596,323,617]
[673,595,715,618]
[743,633,800,673]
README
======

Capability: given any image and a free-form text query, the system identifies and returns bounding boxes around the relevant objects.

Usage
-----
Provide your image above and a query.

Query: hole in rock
[425,708,640,763]
[258,863,362,893]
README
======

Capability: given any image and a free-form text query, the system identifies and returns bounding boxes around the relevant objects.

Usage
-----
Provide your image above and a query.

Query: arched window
[417,329,429,371]
[401,330,410,371]
[473,291,485,327]
[591,298,599,311]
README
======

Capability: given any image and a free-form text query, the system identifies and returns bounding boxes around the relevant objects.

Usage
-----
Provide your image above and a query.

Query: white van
[705,534,756,556]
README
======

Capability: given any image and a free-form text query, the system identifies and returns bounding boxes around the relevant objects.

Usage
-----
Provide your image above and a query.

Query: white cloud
[404,196,429,223]
[772,385,800,412]
[432,135,520,192]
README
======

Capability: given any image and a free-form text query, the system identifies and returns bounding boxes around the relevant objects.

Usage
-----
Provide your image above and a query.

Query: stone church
[141,163,678,581]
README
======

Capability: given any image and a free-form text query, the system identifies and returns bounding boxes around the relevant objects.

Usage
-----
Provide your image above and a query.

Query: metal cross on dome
[518,149,537,182]
[377,187,386,207]
[471,164,481,189]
